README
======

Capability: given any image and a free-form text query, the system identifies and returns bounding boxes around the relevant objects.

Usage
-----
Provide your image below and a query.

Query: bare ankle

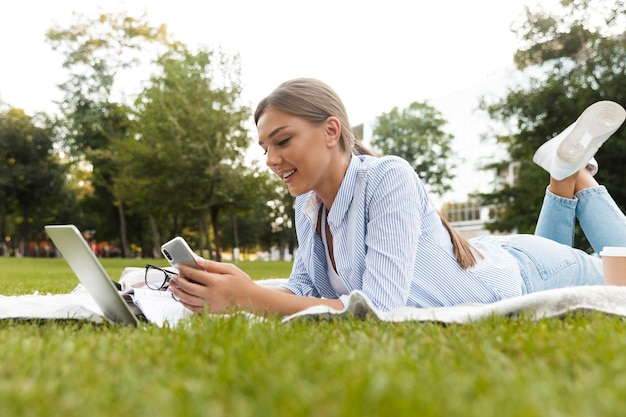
[548,174,577,198]
[574,169,599,194]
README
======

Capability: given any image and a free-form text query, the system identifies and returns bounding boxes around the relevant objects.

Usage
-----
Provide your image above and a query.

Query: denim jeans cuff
[545,186,577,208]
[574,185,608,200]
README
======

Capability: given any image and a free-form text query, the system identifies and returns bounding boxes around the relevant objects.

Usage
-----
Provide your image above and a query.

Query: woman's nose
[265,146,280,167]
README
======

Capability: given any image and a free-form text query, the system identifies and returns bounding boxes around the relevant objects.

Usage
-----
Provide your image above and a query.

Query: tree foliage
[116,45,251,259]
[370,101,456,196]
[46,12,173,158]
[218,165,295,259]
[46,12,171,112]
[478,0,626,250]
[45,12,176,256]
[0,109,74,252]
[0,11,296,257]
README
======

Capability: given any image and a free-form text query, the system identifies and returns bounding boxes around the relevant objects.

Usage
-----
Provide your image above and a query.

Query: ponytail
[352,139,376,157]
[438,212,483,269]
[352,140,479,269]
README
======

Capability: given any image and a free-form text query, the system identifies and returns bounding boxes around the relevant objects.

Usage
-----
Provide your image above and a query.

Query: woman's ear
[324,116,342,148]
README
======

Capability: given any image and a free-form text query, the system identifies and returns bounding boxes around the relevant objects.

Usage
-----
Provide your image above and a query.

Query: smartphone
[161,236,201,270]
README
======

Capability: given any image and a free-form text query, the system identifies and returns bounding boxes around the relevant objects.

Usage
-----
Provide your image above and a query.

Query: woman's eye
[278,137,291,146]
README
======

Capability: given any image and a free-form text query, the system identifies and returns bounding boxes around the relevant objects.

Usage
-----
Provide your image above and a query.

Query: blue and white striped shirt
[282,154,523,311]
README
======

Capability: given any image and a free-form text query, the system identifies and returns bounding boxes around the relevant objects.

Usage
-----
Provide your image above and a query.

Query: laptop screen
[45,225,138,326]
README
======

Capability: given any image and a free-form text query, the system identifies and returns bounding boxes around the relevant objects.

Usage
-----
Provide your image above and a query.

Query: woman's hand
[168,258,257,314]
[169,257,345,316]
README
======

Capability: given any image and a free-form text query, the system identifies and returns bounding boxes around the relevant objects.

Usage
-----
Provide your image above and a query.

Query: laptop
[45,224,139,326]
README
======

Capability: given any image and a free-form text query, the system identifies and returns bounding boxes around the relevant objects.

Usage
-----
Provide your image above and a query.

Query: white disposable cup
[600,246,626,286]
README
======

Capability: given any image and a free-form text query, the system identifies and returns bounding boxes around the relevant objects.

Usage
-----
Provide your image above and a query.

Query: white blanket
[0,291,106,323]
[282,285,626,323]
[2,282,626,325]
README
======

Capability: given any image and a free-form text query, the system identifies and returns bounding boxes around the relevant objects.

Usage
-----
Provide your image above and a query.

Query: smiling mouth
[282,169,296,180]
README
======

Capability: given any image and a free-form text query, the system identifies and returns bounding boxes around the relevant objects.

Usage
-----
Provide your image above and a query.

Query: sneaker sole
[557,101,626,163]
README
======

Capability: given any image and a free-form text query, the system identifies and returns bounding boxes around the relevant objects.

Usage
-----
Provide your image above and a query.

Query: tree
[477,0,626,251]
[69,100,138,254]
[117,45,251,259]
[45,11,174,256]
[46,11,172,118]
[217,165,293,259]
[261,174,296,259]
[0,108,73,254]
[370,101,456,196]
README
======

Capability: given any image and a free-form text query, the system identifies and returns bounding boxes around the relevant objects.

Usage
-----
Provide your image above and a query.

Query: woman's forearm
[238,285,344,317]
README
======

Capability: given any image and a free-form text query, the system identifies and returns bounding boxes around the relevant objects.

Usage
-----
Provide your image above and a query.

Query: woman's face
[257,108,341,198]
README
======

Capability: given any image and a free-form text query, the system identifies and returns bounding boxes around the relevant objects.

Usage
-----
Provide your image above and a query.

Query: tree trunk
[0,212,6,256]
[232,215,239,248]
[210,206,221,262]
[232,215,240,262]
[117,202,130,258]
[149,216,161,259]
[21,206,32,256]
[201,214,213,260]
[196,218,204,258]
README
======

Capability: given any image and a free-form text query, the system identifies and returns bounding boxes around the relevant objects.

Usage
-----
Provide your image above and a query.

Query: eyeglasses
[144,264,178,290]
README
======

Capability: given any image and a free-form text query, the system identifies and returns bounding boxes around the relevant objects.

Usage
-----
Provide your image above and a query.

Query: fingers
[170,261,249,315]
[178,299,205,314]
[171,264,218,309]
[196,258,238,274]
[178,264,210,285]
[168,274,208,310]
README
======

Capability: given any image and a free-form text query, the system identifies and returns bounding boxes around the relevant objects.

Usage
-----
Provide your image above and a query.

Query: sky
[0,0,554,127]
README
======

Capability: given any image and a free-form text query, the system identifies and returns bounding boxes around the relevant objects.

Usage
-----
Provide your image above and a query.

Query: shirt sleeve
[359,157,423,311]
[280,249,322,298]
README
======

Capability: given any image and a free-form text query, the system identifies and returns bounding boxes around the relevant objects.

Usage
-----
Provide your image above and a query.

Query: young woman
[168,78,626,316]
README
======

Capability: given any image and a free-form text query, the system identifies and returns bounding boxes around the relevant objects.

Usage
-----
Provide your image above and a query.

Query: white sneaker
[533,101,626,180]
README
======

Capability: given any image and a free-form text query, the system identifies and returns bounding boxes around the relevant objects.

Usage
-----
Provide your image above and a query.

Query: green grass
[0,257,294,295]
[1,258,626,416]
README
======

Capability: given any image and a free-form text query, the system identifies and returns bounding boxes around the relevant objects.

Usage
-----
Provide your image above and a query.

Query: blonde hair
[254,78,371,155]
[438,214,483,269]
[255,78,481,269]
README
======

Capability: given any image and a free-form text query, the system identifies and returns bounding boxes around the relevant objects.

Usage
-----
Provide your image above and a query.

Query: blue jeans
[472,186,626,294]
[536,186,626,251]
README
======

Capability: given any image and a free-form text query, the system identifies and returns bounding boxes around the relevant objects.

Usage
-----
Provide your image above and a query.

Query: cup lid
[600,246,626,256]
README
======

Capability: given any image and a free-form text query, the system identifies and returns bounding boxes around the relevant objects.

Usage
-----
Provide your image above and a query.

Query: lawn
[1,257,625,417]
